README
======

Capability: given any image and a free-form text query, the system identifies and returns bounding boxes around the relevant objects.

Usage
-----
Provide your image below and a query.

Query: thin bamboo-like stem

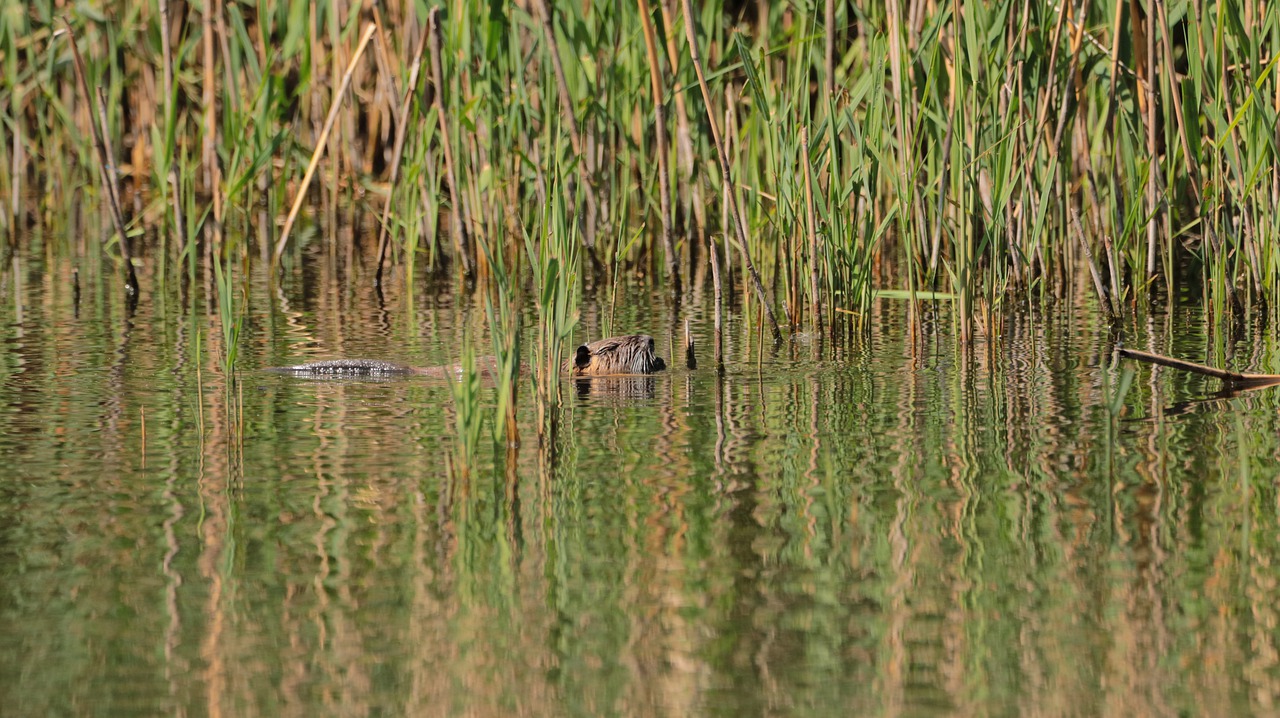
[374,21,430,287]
[801,126,822,331]
[1049,0,1093,155]
[1144,1,1159,279]
[427,9,473,277]
[824,0,835,99]
[201,0,215,191]
[531,0,599,251]
[63,21,138,295]
[659,0,707,256]
[1157,0,1200,202]
[157,0,182,259]
[272,23,377,265]
[158,0,174,131]
[637,0,678,290]
[679,0,782,344]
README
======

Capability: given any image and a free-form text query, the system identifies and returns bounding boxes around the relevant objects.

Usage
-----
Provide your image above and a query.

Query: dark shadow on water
[1127,381,1280,420]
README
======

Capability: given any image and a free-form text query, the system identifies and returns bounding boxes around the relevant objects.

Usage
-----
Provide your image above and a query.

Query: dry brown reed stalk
[62,21,139,296]
[884,0,915,246]
[928,97,954,273]
[157,0,184,256]
[636,0,678,291]
[531,0,599,252]
[824,0,835,99]
[679,0,781,344]
[1142,3,1158,279]
[426,8,473,278]
[801,126,821,331]
[200,2,215,191]
[1049,0,1092,155]
[1156,1,1200,202]
[658,0,707,257]
[272,23,378,266]
[375,21,431,287]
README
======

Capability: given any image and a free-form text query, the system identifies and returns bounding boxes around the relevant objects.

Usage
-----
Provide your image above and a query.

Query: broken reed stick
[62,20,139,296]
[272,22,377,266]
[684,318,696,370]
[374,20,431,287]
[678,0,782,345]
[1118,348,1280,387]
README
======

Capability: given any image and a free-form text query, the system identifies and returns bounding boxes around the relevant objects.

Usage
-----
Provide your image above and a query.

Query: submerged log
[1118,348,1280,388]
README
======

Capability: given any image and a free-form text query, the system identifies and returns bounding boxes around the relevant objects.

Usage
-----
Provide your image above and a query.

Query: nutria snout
[565,335,667,377]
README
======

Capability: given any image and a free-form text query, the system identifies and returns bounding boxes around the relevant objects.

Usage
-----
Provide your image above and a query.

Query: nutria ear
[574,345,591,369]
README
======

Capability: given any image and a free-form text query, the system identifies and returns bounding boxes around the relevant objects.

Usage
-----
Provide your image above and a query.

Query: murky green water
[4,250,1280,716]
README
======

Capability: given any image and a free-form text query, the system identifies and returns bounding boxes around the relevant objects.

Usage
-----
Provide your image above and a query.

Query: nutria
[563,335,666,376]
[268,334,666,378]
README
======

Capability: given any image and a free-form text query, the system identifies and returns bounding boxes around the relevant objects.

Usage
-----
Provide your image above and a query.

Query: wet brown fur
[563,335,667,376]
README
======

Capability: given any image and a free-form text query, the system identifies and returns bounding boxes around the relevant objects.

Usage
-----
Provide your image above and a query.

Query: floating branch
[1118,348,1280,388]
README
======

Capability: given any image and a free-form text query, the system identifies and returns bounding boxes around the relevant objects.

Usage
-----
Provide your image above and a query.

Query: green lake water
[3,250,1280,716]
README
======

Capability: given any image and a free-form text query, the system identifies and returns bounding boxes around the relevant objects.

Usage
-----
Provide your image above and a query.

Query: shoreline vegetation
[2,1,1279,356]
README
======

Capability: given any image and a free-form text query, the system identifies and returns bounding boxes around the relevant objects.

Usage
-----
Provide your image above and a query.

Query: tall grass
[3,0,1279,344]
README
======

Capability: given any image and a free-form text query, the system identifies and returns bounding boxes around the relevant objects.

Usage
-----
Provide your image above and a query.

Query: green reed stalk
[477,230,522,447]
[426,8,472,278]
[448,337,484,481]
[531,0,598,253]
[526,176,579,446]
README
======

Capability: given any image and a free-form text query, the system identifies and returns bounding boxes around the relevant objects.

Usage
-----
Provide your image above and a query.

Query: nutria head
[565,335,667,376]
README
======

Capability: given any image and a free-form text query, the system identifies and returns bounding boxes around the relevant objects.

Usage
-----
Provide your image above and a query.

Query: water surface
[2,252,1280,716]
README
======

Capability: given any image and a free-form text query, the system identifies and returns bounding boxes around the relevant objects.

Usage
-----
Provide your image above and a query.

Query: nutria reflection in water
[268,334,667,379]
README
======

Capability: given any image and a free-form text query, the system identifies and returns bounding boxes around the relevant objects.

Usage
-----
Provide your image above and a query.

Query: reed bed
[3,0,1279,341]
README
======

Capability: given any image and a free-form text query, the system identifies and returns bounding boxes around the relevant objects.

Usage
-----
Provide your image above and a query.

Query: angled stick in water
[1118,348,1280,388]
[62,21,138,296]
[273,23,377,266]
